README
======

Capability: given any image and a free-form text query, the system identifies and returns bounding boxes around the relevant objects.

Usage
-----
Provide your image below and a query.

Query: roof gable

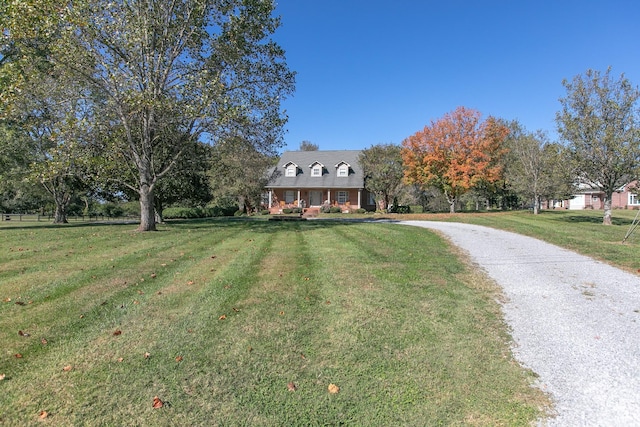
[267,150,364,189]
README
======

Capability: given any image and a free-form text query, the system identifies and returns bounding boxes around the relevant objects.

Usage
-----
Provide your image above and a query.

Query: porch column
[327,190,331,205]
[357,189,362,209]
[297,189,301,207]
[268,190,273,208]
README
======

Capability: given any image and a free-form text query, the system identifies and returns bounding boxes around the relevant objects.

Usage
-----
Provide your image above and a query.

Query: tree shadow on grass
[547,211,635,226]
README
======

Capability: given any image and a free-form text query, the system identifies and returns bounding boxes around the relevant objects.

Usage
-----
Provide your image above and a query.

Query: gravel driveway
[399,221,640,426]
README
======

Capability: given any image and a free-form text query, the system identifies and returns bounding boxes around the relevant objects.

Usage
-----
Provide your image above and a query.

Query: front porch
[265,188,364,213]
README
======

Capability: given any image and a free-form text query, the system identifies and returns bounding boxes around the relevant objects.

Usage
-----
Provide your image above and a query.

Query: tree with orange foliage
[401,107,509,213]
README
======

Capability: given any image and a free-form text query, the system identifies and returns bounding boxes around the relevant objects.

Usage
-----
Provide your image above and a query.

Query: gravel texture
[399,221,640,426]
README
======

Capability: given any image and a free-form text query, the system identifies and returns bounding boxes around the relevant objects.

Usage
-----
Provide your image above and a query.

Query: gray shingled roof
[267,150,364,189]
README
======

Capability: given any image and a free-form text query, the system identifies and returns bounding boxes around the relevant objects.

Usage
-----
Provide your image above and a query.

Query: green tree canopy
[358,143,404,211]
[556,68,640,225]
[2,0,295,230]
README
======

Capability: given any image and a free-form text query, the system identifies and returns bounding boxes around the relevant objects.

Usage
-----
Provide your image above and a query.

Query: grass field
[0,216,554,426]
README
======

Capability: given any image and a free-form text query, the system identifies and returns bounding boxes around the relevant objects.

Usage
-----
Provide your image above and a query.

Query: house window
[312,165,322,176]
[630,194,640,205]
[285,165,296,177]
[337,191,348,204]
[284,191,295,203]
[368,192,376,206]
[337,164,348,177]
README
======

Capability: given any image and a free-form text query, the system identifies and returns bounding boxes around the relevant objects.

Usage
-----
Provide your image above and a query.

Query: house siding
[565,180,640,210]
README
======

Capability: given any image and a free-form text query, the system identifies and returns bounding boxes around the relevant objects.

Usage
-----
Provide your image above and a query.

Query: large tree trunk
[53,201,68,224]
[533,194,540,215]
[603,194,612,225]
[138,183,157,231]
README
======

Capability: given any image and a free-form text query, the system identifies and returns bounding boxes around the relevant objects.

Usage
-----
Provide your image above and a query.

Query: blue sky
[272,0,640,152]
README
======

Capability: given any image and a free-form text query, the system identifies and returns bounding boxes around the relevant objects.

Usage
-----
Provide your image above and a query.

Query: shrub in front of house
[355,208,366,214]
[163,205,237,219]
[261,209,270,215]
[282,208,293,214]
[329,206,341,213]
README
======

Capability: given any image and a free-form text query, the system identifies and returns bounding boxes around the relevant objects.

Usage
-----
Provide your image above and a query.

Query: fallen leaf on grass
[41,338,48,345]
[39,410,49,419]
[175,356,183,362]
[14,353,22,359]
[117,357,124,362]
[113,330,122,336]
[279,311,285,316]
[218,314,226,320]
[0,373,6,380]
[232,307,240,312]
[62,365,72,372]
[187,280,194,285]
[152,396,164,408]
[3,297,11,302]
[144,352,151,359]
[287,382,297,392]
[18,330,30,337]
[150,273,157,279]
[328,383,340,394]
[15,301,25,306]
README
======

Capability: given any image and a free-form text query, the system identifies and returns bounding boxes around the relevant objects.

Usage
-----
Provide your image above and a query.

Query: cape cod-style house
[264,150,376,214]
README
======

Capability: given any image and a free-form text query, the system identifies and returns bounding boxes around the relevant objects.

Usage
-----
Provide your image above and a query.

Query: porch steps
[302,208,320,218]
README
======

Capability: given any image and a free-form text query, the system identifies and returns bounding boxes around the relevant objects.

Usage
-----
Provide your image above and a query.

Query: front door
[310,191,322,206]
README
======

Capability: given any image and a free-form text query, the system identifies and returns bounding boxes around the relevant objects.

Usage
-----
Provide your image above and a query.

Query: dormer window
[284,162,298,177]
[336,162,350,177]
[309,161,324,177]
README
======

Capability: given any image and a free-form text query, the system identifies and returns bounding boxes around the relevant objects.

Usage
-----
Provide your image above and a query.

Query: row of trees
[0,0,295,230]
[359,116,573,216]
[360,68,640,225]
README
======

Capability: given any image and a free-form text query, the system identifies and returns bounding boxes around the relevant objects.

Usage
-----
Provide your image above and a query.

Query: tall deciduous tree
[557,68,640,225]
[358,143,404,211]
[5,61,94,223]
[504,122,574,214]
[2,0,295,231]
[401,107,509,213]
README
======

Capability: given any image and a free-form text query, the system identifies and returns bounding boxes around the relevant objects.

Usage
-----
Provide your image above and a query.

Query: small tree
[209,137,278,213]
[358,143,404,211]
[504,122,575,214]
[557,68,640,225]
[299,140,319,151]
[401,107,509,213]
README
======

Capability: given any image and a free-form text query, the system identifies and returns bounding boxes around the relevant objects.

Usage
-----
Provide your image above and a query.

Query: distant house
[264,150,376,214]
[565,181,640,210]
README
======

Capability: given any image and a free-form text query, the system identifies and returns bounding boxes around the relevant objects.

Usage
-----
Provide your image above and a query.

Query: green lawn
[0,218,548,426]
